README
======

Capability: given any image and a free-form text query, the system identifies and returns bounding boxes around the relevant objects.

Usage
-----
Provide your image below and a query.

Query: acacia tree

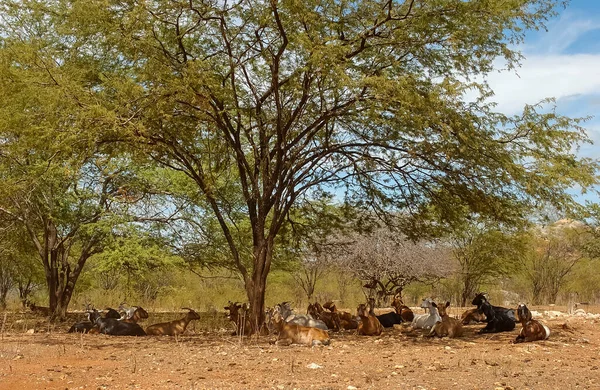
[333,227,453,305]
[525,219,593,304]
[3,0,599,329]
[451,221,528,306]
[0,223,43,309]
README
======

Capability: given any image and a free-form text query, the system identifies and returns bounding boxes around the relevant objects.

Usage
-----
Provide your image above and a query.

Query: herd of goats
[41,292,552,347]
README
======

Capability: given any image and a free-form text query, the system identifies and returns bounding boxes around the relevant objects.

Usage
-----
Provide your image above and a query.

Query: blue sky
[472,0,600,205]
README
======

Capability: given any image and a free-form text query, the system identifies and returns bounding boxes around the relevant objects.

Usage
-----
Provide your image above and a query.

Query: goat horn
[181,307,193,311]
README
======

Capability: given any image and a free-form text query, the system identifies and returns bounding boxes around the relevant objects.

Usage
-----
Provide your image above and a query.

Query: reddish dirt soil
[1,308,599,389]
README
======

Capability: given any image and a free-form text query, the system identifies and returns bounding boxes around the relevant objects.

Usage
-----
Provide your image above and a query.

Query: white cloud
[466,54,600,115]
[526,15,600,55]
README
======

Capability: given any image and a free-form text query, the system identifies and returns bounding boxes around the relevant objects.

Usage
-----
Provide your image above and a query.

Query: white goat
[411,298,441,330]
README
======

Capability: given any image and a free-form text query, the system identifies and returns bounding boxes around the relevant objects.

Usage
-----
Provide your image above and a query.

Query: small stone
[306,363,322,369]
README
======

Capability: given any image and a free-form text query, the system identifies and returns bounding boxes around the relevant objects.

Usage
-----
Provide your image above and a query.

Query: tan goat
[429,301,463,338]
[145,308,200,336]
[270,308,330,346]
[323,301,359,330]
[356,302,383,336]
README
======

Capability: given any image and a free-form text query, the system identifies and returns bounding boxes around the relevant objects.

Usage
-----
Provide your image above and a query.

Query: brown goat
[308,302,341,331]
[224,301,253,336]
[145,308,200,336]
[514,304,550,343]
[429,301,463,338]
[356,303,383,336]
[323,301,359,330]
[122,306,149,324]
[460,307,487,324]
[391,295,414,322]
[270,308,330,346]
[27,301,50,316]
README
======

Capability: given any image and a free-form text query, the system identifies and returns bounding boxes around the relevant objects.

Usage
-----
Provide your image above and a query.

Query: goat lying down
[429,301,463,338]
[473,294,515,333]
[69,304,122,334]
[460,307,487,325]
[391,294,414,322]
[275,302,328,330]
[472,293,516,322]
[269,306,330,346]
[411,298,441,330]
[514,304,550,343]
[323,301,360,330]
[308,302,341,331]
[87,309,146,336]
[356,301,383,336]
[146,308,200,336]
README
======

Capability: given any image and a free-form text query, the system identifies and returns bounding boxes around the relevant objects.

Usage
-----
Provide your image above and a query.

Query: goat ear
[445,301,450,308]
[431,302,438,308]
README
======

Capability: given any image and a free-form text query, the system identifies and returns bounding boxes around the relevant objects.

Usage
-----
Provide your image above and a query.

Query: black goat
[476,298,515,333]
[68,321,95,333]
[105,307,122,319]
[87,309,146,336]
[376,311,403,328]
[68,304,117,334]
[472,293,516,321]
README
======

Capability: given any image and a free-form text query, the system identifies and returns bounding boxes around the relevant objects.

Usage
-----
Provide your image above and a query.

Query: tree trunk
[461,277,478,307]
[18,278,35,308]
[244,238,273,334]
[0,289,8,310]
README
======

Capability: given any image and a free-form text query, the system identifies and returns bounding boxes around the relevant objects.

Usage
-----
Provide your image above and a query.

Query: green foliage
[451,219,529,305]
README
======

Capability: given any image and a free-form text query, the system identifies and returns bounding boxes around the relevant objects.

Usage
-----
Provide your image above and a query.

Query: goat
[472,293,516,321]
[391,295,414,322]
[269,306,330,346]
[85,307,122,334]
[87,309,146,336]
[356,302,384,336]
[27,301,50,316]
[460,307,487,325]
[224,302,253,336]
[514,304,550,343]
[411,298,441,330]
[146,308,200,336]
[121,306,149,324]
[68,321,95,333]
[307,302,341,331]
[429,301,463,338]
[476,298,515,333]
[370,297,403,328]
[105,307,122,319]
[274,302,328,330]
[323,301,360,330]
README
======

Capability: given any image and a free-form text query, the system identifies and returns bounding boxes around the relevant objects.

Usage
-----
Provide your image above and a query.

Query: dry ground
[0,307,599,390]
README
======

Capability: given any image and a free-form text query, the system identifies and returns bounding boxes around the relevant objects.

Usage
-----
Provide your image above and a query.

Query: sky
[472,0,600,205]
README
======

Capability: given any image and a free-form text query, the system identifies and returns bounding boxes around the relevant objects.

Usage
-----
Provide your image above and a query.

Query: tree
[0,36,144,318]
[0,223,43,309]
[2,0,598,329]
[333,226,453,306]
[92,231,183,301]
[524,219,593,304]
[450,221,528,306]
